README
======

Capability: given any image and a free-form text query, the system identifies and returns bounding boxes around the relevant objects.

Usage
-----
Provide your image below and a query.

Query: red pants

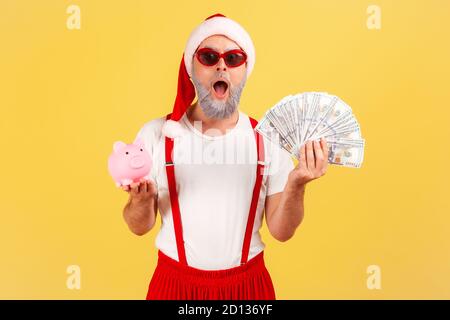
[146,250,276,300]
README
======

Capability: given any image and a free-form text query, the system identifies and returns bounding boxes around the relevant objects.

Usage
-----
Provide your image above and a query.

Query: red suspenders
[164,113,265,267]
[241,117,265,265]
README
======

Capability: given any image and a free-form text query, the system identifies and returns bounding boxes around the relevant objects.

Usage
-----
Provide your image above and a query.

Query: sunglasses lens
[198,51,219,66]
[224,52,246,67]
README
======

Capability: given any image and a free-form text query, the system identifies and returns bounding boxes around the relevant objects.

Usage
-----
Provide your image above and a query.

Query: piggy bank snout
[130,156,146,169]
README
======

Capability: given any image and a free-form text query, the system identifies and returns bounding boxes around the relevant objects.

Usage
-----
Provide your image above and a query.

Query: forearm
[123,196,157,236]
[267,176,306,241]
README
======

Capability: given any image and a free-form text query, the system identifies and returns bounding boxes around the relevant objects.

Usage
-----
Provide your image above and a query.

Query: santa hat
[161,13,256,138]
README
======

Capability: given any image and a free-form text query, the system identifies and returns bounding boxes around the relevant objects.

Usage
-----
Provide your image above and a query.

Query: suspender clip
[165,162,174,167]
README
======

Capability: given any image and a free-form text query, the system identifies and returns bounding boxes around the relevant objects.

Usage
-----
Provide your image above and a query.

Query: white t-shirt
[135,110,294,270]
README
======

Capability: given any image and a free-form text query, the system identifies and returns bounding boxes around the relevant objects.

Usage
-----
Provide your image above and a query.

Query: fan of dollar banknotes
[256,92,365,168]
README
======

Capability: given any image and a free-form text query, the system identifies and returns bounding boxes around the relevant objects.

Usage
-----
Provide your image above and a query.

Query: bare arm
[122,179,158,236]
[265,138,329,242]
[265,179,305,242]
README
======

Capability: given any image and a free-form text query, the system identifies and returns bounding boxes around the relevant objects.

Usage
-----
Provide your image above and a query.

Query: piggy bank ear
[113,141,127,153]
[133,137,144,147]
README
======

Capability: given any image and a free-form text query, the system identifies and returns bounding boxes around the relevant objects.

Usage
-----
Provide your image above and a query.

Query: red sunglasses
[195,48,247,68]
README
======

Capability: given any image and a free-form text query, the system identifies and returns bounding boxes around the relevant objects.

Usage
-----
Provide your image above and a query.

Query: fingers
[118,178,153,196]
[130,181,140,195]
[296,139,329,183]
[313,140,324,171]
[320,137,329,170]
[299,143,307,168]
[143,180,149,193]
[129,180,152,195]
[147,179,158,196]
[306,141,315,170]
[138,178,147,193]
[143,178,157,194]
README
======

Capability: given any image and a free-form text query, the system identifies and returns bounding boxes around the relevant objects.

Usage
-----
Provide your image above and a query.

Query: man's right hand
[122,178,158,236]
[121,178,158,203]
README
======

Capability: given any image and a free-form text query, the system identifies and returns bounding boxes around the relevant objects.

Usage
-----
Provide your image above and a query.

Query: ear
[133,137,144,147]
[113,141,127,153]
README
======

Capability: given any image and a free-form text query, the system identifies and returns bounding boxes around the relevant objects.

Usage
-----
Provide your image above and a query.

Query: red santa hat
[161,13,256,138]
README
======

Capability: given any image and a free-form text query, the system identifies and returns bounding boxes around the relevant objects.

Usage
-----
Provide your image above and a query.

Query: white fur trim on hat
[162,119,186,139]
[184,16,255,79]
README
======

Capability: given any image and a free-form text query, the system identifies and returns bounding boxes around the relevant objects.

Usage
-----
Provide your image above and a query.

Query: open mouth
[212,80,229,98]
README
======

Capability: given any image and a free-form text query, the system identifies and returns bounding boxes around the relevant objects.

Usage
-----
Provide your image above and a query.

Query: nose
[130,156,145,169]
[216,57,226,72]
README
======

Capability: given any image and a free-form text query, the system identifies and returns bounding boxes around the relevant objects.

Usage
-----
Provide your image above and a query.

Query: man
[122,13,328,300]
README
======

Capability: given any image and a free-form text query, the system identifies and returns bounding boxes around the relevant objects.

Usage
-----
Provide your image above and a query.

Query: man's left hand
[288,137,329,186]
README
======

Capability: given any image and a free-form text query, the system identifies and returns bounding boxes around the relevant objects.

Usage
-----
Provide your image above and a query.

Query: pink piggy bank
[107,138,152,187]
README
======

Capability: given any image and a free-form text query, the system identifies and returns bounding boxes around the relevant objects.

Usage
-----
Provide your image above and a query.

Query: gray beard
[191,72,246,119]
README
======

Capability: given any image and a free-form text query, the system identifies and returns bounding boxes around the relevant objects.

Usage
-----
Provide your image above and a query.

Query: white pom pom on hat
[161,13,256,139]
[162,119,187,138]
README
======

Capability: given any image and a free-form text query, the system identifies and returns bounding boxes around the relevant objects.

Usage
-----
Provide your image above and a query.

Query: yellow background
[1,0,449,299]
